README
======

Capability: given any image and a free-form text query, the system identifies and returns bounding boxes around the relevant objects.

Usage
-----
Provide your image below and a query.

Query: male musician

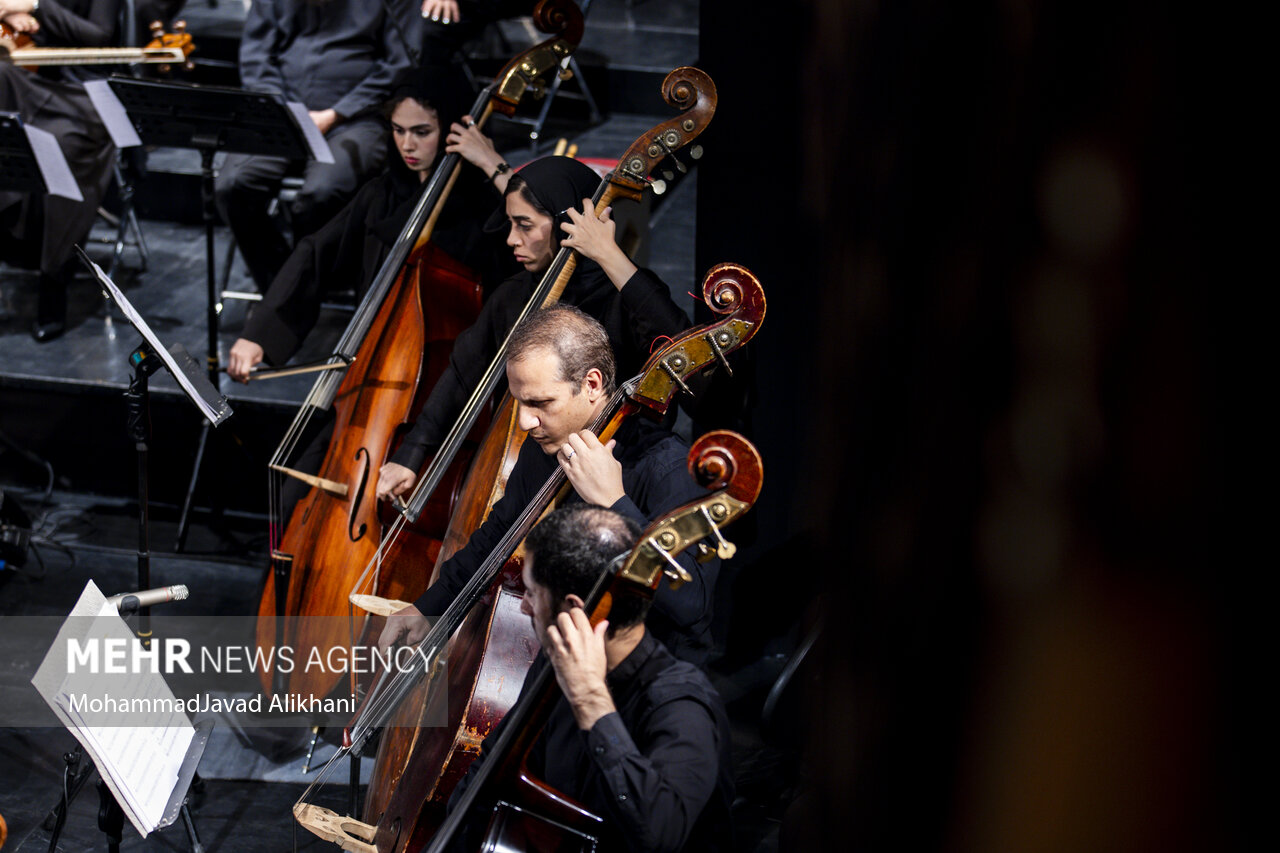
[442,503,733,851]
[0,0,118,341]
[214,0,415,291]
[378,304,719,665]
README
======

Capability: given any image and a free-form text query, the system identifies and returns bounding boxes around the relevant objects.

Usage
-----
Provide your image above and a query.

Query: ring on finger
[564,446,576,460]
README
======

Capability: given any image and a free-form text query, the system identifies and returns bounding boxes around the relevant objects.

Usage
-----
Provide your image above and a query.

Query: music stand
[74,246,230,646]
[35,580,213,853]
[0,111,84,200]
[84,76,330,549]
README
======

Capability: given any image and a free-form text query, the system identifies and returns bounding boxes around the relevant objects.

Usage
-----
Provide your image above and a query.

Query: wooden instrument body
[256,242,482,701]
[364,564,538,853]
[362,392,532,845]
[433,431,764,853]
[359,263,764,853]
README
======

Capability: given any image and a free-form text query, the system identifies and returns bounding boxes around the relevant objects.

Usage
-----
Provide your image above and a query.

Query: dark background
[695,0,1233,849]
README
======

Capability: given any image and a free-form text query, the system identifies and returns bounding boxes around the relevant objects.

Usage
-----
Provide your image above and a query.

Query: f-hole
[349,447,370,542]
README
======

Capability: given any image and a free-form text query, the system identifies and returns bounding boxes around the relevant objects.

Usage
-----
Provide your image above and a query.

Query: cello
[291,265,767,852]
[255,0,585,705]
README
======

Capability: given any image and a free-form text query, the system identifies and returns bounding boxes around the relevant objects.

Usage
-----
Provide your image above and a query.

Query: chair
[461,0,603,147]
[96,153,151,279]
[219,175,355,313]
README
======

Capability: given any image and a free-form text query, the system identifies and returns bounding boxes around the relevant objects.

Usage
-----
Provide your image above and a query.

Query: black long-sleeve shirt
[389,265,691,473]
[28,0,119,84]
[242,166,502,367]
[447,632,734,852]
[238,0,414,119]
[31,0,118,46]
[414,417,719,665]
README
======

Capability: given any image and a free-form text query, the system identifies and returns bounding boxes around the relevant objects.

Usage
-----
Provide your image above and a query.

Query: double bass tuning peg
[699,506,737,560]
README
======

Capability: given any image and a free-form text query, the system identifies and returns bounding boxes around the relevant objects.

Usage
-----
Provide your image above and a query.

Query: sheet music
[31,581,196,838]
[83,79,144,148]
[77,250,232,426]
[22,124,83,201]
[286,101,335,164]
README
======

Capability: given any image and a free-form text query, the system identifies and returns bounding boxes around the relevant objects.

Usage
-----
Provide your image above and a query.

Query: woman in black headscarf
[226,74,515,381]
[377,154,692,499]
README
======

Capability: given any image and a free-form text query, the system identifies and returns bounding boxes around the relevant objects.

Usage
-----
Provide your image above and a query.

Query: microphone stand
[40,345,207,853]
[125,342,160,645]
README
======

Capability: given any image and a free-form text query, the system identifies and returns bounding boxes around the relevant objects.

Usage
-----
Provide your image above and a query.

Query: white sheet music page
[31,581,195,838]
[22,124,83,201]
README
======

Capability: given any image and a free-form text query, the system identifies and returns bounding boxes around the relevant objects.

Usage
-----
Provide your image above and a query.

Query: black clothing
[418,0,534,77]
[448,632,734,853]
[215,118,387,291]
[0,0,118,325]
[415,418,719,665]
[24,0,119,51]
[215,0,415,289]
[389,154,692,472]
[390,264,690,473]
[241,161,504,367]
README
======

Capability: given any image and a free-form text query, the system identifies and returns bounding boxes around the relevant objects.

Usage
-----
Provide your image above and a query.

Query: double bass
[292,265,767,852]
[255,0,585,705]
[346,63,720,649]
[302,430,764,852]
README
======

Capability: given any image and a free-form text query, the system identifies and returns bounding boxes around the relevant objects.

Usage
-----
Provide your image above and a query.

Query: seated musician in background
[0,0,119,341]
[214,0,414,292]
[445,504,733,852]
[379,305,720,665]
[377,155,692,499]
[418,0,531,69]
[226,73,514,382]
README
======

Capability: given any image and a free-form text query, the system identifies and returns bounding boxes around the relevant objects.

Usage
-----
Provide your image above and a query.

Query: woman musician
[225,73,515,383]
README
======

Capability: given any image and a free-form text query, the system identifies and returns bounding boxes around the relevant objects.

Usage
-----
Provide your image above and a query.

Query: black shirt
[448,631,734,853]
[414,417,719,666]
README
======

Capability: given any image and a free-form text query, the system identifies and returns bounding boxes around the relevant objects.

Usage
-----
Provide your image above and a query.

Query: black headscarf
[484,155,603,248]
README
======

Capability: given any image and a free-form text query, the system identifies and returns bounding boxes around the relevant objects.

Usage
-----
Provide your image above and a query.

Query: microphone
[106,585,189,611]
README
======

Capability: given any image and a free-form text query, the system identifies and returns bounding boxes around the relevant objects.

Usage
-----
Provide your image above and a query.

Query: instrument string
[348,384,633,741]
